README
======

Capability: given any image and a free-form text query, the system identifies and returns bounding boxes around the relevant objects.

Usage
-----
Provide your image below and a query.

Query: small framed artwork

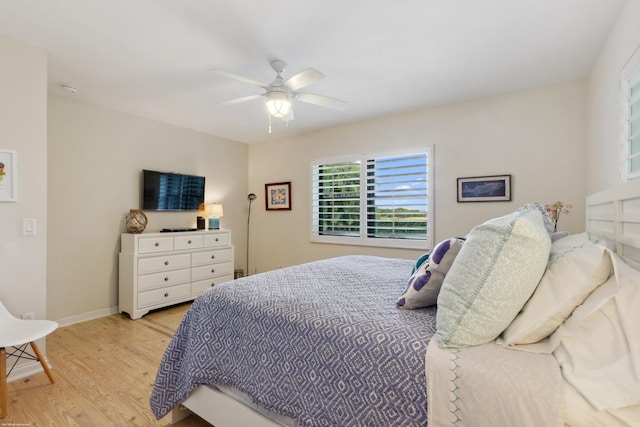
[265,181,292,211]
[457,174,511,202]
[0,149,18,202]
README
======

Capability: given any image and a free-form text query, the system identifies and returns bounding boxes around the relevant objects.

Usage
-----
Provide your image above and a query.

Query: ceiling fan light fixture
[265,91,291,118]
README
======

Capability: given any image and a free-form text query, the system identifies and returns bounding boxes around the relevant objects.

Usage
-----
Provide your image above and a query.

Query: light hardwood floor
[3,302,213,426]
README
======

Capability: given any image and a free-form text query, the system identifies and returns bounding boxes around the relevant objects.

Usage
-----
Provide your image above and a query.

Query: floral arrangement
[545,201,572,232]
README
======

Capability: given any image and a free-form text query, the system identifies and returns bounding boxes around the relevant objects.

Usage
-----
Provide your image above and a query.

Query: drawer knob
[211,268,215,273]
[188,240,192,244]
[155,242,160,247]
[215,238,219,242]
[164,277,169,282]
[164,261,169,266]
[164,292,169,298]
[211,255,215,259]
[210,283,215,287]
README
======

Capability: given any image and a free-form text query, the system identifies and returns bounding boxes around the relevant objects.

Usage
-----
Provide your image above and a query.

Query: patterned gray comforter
[150,255,437,426]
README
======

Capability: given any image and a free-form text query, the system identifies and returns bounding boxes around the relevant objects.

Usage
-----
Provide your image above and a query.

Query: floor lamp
[247,193,257,276]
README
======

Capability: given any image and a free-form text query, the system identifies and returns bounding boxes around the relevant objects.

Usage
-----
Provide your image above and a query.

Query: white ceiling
[0,0,626,143]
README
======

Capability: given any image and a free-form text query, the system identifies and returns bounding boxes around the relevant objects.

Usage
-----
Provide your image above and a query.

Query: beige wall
[248,80,587,274]
[47,94,248,322]
[587,0,640,193]
[0,35,48,374]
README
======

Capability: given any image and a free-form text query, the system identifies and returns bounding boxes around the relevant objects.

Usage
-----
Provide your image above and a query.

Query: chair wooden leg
[1,347,7,418]
[29,342,55,384]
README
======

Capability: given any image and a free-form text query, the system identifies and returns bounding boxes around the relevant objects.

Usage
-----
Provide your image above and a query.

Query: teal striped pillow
[435,208,551,347]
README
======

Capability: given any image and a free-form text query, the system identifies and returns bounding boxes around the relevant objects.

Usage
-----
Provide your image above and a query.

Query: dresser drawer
[191,278,217,296]
[192,261,233,281]
[192,248,233,266]
[119,230,233,319]
[175,234,204,250]
[192,274,234,296]
[203,232,230,248]
[138,236,174,254]
[138,283,191,308]
[138,253,191,274]
[138,268,190,291]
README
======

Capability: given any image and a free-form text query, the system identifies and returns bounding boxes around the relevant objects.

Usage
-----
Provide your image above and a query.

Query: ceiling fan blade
[212,70,269,89]
[284,68,325,91]
[295,92,348,111]
[219,94,263,106]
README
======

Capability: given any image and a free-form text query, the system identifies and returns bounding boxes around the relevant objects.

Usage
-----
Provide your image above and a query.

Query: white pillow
[500,233,612,345]
[551,253,640,410]
[435,207,551,347]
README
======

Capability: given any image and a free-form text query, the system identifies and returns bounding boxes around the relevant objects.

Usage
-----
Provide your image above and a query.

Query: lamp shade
[266,92,291,118]
[207,203,224,217]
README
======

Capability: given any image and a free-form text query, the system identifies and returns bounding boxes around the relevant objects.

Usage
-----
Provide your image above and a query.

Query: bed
[150,179,640,426]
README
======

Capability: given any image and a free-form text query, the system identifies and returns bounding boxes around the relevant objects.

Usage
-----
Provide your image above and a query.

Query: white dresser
[119,230,234,319]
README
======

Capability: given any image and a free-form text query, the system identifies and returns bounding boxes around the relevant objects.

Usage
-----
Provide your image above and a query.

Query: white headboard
[586,179,640,270]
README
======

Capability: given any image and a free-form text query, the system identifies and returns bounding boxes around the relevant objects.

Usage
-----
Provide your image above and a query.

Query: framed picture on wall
[457,174,511,202]
[265,182,292,211]
[0,149,18,202]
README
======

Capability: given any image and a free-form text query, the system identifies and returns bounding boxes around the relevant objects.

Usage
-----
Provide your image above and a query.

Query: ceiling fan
[213,60,348,121]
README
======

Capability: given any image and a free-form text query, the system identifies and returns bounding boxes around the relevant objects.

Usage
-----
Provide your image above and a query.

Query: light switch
[22,218,36,236]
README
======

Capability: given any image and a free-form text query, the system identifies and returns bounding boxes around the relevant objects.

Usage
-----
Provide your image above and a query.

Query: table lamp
[207,203,224,229]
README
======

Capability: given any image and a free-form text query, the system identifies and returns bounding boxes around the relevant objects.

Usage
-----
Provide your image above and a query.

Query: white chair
[0,300,58,418]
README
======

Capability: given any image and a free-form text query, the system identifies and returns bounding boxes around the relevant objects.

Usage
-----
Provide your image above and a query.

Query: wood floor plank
[2,302,212,426]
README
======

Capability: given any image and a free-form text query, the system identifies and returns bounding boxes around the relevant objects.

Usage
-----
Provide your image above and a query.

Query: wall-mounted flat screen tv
[142,169,205,211]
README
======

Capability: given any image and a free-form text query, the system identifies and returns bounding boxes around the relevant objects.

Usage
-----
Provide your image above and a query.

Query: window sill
[310,234,432,250]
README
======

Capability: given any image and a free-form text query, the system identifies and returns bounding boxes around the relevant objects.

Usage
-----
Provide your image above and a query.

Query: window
[311,147,433,249]
[622,47,640,181]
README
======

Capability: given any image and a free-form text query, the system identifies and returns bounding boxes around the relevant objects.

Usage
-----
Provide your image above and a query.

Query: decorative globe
[125,209,148,233]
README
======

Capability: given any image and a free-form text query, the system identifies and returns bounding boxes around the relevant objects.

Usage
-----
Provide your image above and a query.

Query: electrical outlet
[22,312,35,320]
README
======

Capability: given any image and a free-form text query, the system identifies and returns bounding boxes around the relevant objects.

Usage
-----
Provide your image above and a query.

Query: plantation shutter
[365,153,428,239]
[311,146,433,249]
[627,69,640,179]
[311,161,362,237]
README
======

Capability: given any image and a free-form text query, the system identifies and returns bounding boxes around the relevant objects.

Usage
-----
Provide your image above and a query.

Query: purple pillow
[396,237,465,309]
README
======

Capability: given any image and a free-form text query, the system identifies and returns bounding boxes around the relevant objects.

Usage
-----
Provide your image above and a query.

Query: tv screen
[142,169,205,211]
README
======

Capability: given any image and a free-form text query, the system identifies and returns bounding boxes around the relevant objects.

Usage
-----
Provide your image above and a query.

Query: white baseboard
[7,306,118,383]
[55,305,119,327]
[6,358,52,383]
